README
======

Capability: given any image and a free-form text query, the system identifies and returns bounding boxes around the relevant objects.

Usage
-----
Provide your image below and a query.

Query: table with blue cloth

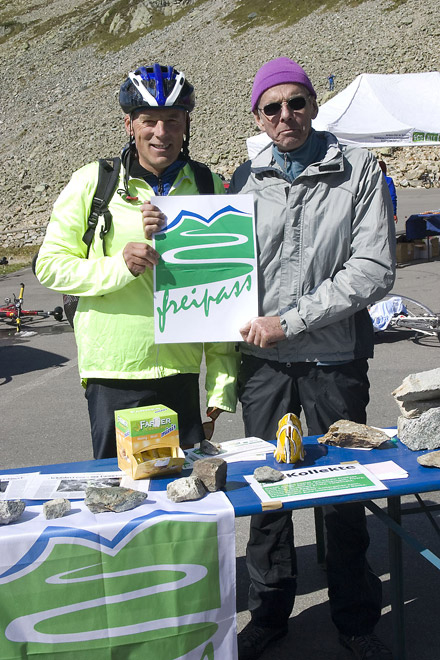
[405,209,440,239]
[3,435,440,660]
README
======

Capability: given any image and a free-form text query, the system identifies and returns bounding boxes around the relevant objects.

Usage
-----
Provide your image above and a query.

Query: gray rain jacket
[228,130,396,363]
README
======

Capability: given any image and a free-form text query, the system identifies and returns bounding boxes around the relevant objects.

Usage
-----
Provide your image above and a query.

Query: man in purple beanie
[229,57,395,660]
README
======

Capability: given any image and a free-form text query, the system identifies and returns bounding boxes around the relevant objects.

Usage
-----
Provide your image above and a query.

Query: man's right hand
[123,242,159,276]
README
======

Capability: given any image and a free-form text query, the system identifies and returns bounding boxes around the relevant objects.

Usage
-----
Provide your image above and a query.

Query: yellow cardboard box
[115,404,184,479]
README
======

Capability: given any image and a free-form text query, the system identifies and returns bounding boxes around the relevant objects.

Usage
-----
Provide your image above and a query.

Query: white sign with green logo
[153,194,257,343]
[246,463,388,504]
[0,491,237,659]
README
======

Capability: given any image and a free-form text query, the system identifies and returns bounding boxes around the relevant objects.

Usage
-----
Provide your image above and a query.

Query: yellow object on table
[274,413,305,464]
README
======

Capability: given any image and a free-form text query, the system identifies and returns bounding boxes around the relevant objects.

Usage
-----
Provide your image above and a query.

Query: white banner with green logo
[0,491,237,659]
[153,194,257,342]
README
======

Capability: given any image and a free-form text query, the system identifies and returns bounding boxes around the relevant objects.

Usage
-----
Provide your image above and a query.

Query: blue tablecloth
[406,210,440,239]
[4,435,440,516]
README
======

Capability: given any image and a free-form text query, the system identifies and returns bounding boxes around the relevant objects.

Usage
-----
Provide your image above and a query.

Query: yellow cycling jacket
[36,160,239,412]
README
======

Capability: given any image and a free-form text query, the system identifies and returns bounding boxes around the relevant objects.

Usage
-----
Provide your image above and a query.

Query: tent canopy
[246,72,440,157]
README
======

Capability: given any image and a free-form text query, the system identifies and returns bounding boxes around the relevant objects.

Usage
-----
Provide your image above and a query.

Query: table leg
[387,496,405,660]
[314,506,326,566]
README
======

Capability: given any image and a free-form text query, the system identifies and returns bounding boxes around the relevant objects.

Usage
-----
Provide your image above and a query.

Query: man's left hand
[240,316,286,348]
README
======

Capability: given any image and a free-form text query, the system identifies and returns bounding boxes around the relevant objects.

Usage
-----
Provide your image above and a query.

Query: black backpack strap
[82,157,121,257]
[187,159,215,195]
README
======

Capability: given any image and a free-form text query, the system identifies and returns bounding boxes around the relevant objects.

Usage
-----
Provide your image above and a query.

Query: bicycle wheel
[388,294,435,317]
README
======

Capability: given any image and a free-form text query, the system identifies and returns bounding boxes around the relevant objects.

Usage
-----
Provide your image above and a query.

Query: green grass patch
[21,0,210,54]
[0,21,24,44]
[0,245,39,276]
[221,0,407,34]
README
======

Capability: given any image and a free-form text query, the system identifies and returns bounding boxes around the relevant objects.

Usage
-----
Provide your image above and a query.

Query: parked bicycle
[369,294,439,342]
[420,172,440,189]
[0,282,64,332]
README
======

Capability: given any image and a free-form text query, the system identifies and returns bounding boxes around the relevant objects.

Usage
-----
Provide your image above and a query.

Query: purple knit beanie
[251,57,316,112]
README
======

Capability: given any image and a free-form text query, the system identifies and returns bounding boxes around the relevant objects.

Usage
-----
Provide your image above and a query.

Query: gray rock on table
[192,457,227,491]
[200,439,222,455]
[254,466,285,483]
[318,419,390,448]
[417,451,440,468]
[392,368,440,418]
[397,407,440,451]
[0,500,26,525]
[392,367,440,402]
[43,498,71,519]
[84,486,147,513]
[167,476,206,502]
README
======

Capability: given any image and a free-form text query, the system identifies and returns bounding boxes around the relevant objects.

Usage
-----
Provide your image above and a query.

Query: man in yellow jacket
[36,63,238,459]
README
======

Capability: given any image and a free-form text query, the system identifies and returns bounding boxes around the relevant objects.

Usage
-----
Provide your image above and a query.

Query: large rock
[392,368,440,402]
[392,368,440,419]
[167,476,206,502]
[0,500,26,525]
[417,451,440,468]
[129,5,152,32]
[43,498,71,520]
[253,466,285,483]
[318,420,390,449]
[192,457,227,492]
[397,408,440,451]
[84,486,147,513]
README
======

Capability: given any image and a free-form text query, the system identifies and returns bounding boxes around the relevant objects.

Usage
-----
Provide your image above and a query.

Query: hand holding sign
[240,316,286,348]
[141,201,166,239]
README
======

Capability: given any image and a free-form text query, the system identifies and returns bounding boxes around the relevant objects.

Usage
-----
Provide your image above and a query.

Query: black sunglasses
[259,96,308,117]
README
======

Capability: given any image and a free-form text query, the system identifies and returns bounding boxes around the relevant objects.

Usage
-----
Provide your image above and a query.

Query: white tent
[246,72,440,157]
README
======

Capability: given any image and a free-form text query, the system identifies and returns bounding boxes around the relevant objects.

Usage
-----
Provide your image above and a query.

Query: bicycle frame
[391,314,440,337]
[369,294,440,341]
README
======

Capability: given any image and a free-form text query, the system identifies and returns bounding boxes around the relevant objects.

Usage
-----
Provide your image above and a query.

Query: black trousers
[238,355,382,636]
[85,373,205,459]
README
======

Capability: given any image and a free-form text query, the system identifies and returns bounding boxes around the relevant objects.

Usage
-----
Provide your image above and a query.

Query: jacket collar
[251,130,344,177]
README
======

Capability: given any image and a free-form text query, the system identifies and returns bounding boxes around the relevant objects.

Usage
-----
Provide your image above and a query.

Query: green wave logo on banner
[155,205,255,291]
[1,520,221,660]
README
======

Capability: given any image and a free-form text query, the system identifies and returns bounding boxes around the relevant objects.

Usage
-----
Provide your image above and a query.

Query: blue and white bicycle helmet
[119,63,195,114]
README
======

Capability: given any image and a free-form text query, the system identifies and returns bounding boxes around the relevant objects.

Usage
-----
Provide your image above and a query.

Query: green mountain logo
[155,205,255,291]
[1,519,221,659]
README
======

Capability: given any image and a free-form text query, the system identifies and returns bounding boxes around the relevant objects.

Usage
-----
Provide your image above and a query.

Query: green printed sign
[153,194,257,343]
[246,463,388,504]
[413,131,440,143]
[262,474,374,499]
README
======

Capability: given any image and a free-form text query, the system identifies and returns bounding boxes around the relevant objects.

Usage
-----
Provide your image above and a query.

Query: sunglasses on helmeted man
[259,96,308,117]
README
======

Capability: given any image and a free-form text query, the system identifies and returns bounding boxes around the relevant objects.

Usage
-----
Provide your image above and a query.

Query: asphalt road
[1,187,439,659]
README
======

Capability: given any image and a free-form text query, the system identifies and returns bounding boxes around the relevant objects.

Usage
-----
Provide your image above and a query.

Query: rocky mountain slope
[0,0,439,247]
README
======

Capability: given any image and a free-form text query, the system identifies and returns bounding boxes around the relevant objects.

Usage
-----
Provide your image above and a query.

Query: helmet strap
[118,116,139,199]
[181,112,191,160]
